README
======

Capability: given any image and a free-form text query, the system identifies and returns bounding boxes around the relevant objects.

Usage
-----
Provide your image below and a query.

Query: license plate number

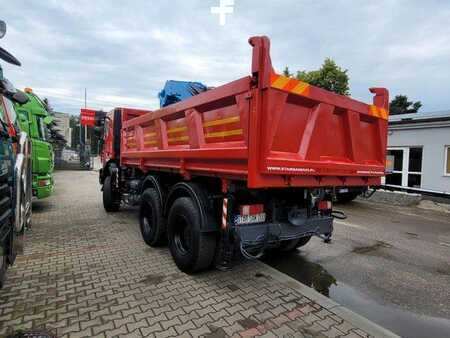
[235,213,266,225]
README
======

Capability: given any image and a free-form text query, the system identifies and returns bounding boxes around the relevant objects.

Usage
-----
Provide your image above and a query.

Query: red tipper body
[117,36,389,189]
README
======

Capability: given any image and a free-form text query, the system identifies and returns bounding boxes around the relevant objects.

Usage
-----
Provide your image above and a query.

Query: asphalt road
[264,199,450,338]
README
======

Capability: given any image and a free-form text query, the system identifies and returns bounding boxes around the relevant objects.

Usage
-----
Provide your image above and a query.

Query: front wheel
[167,197,216,273]
[103,176,120,212]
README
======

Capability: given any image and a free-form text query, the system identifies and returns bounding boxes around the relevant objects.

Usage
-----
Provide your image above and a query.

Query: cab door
[0,100,14,286]
[0,104,13,225]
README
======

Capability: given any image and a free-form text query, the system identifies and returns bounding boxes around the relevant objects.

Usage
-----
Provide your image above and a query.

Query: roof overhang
[389,118,450,130]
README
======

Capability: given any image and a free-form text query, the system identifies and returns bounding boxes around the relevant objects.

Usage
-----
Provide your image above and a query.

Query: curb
[259,261,400,338]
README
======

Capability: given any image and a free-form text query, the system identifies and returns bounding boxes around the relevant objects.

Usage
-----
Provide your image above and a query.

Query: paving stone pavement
[0,171,388,337]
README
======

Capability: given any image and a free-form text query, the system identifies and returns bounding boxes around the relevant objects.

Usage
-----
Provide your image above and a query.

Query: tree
[42,98,68,149]
[389,95,422,115]
[295,58,350,96]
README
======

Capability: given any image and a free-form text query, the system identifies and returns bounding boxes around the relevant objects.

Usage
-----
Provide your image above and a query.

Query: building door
[385,147,423,188]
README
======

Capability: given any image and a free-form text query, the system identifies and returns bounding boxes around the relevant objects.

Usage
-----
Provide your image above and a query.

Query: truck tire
[139,188,166,246]
[167,197,216,273]
[0,250,7,289]
[278,236,311,252]
[103,176,120,212]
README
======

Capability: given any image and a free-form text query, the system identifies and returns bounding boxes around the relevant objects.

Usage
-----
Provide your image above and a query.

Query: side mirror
[43,116,54,125]
[0,21,6,39]
[0,80,29,104]
[12,91,29,105]
[0,20,21,67]
[0,46,21,66]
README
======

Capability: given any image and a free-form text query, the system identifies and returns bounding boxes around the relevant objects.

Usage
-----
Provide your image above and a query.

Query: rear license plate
[339,188,349,193]
[235,213,266,225]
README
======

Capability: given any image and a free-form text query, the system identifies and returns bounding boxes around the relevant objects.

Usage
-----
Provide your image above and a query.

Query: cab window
[0,100,5,123]
[0,96,8,133]
[36,116,48,141]
[104,118,110,137]
[1,96,17,124]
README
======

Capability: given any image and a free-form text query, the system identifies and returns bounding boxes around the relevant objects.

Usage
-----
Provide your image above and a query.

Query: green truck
[14,89,54,199]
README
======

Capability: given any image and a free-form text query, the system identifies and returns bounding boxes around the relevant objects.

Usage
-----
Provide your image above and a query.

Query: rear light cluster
[317,200,333,215]
[239,204,264,215]
[318,200,332,212]
[38,179,51,187]
[235,204,266,225]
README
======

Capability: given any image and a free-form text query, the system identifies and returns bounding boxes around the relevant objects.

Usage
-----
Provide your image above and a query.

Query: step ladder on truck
[81,36,390,273]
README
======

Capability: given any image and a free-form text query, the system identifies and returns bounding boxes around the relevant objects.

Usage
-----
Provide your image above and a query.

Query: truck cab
[0,94,15,287]
[0,19,31,287]
[15,89,54,199]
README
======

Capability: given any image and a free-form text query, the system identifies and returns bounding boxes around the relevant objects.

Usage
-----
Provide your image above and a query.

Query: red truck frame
[85,36,389,273]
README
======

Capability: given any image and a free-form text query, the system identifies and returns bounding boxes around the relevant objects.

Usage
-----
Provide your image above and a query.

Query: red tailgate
[247,36,389,188]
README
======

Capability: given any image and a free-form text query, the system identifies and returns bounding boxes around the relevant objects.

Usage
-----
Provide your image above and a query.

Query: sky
[1,0,450,115]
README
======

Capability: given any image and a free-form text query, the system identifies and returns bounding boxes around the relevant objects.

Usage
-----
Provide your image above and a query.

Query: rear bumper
[32,174,53,199]
[233,215,333,248]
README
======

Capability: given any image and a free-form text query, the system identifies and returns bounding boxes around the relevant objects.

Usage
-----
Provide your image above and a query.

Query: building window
[409,147,423,173]
[385,147,423,188]
[445,146,450,176]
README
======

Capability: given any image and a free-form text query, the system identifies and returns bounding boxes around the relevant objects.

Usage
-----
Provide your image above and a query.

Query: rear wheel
[0,247,7,289]
[103,176,120,212]
[168,197,216,273]
[278,236,312,252]
[139,188,166,246]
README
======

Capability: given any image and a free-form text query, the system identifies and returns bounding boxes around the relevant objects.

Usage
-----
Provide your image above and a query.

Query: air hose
[331,210,347,219]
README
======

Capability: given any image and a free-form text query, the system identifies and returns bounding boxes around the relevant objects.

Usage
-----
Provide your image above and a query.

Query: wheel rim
[174,215,191,255]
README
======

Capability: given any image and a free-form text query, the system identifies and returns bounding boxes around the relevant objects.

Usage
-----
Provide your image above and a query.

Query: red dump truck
[84,36,389,273]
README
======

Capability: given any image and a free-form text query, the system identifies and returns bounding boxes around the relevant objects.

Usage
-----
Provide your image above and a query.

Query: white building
[386,111,450,195]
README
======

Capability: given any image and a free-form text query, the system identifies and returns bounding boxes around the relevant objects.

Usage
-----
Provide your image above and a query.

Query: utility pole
[84,88,88,145]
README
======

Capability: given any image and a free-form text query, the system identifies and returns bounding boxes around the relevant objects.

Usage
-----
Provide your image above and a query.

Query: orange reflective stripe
[271,76,290,89]
[379,108,389,119]
[282,78,299,92]
[270,72,310,96]
[168,135,188,142]
[291,82,310,95]
[369,105,389,120]
[370,105,379,118]
[203,116,240,128]
[205,129,243,138]
[167,126,187,134]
